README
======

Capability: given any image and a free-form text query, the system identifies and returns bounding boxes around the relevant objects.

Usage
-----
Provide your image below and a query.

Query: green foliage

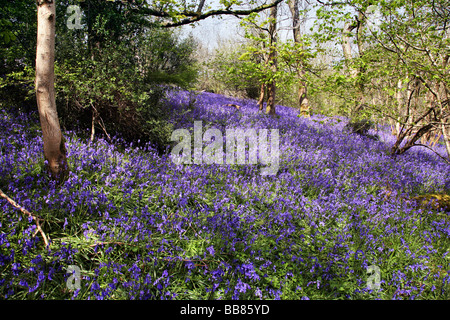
[0,19,16,46]
[344,119,379,140]
[137,28,199,88]
[207,21,309,106]
[0,0,199,151]
[0,0,37,107]
[344,119,374,135]
[310,0,450,129]
[210,43,262,99]
[53,1,198,150]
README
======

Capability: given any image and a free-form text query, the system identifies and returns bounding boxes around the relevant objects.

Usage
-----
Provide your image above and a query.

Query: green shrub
[344,119,378,140]
[53,5,198,151]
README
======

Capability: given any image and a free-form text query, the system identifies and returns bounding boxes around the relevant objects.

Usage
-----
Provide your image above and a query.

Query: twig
[0,189,49,248]
[414,143,450,164]
[97,115,111,142]
[224,104,241,110]
[89,103,111,142]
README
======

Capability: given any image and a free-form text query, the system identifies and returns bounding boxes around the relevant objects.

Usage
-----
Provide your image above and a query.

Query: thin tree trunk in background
[297,71,309,117]
[288,0,309,117]
[90,106,97,142]
[342,21,360,118]
[395,78,403,137]
[342,11,368,119]
[342,22,358,79]
[422,89,437,145]
[266,80,276,115]
[354,11,367,118]
[265,3,277,116]
[441,120,450,159]
[439,85,450,161]
[405,79,414,127]
[441,55,450,160]
[257,83,265,111]
[36,0,69,182]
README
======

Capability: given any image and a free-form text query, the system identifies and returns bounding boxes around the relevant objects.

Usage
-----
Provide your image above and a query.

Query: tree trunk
[257,83,265,111]
[440,55,450,160]
[298,76,309,117]
[36,0,69,182]
[90,106,97,142]
[342,11,369,119]
[266,80,276,116]
[441,120,450,159]
[342,21,360,118]
[395,78,403,137]
[342,22,358,79]
[288,0,310,117]
[265,3,277,116]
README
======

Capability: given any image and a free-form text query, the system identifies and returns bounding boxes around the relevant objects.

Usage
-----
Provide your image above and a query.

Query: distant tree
[226,0,281,115]
[287,0,310,117]
[265,2,278,116]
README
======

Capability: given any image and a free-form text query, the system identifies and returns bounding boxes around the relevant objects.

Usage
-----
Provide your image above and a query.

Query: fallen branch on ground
[0,189,49,248]
[224,104,241,110]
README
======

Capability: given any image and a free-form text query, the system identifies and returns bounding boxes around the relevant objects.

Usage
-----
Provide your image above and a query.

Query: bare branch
[129,0,284,28]
[315,0,348,6]
[414,143,450,164]
[0,189,49,248]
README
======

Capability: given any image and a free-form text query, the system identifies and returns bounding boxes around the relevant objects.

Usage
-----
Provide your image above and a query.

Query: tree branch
[414,143,450,164]
[0,189,49,248]
[315,0,347,5]
[129,0,284,28]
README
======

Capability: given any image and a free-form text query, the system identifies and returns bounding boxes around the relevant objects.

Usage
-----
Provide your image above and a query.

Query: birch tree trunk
[342,21,361,118]
[342,22,358,79]
[441,119,450,160]
[265,3,277,116]
[395,78,403,137]
[288,0,309,117]
[36,0,69,182]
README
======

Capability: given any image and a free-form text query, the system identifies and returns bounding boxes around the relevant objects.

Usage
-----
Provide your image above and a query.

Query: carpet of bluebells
[1,89,450,300]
